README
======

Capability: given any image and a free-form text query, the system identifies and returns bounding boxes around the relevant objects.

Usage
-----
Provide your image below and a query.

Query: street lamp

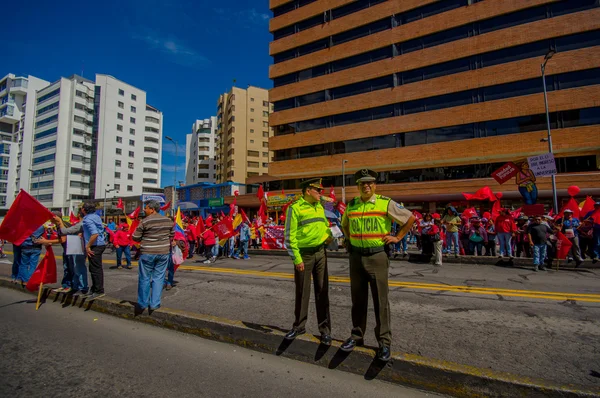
[165,136,178,216]
[341,159,348,204]
[541,49,558,214]
[104,185,118,223]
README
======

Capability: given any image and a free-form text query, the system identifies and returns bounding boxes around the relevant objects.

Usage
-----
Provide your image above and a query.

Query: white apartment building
[93,74,162,200]
[185,117,217,185]
[0,73,50,209]
[29,75,96,213]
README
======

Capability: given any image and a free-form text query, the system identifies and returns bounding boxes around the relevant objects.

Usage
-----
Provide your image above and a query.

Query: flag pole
[36,282,44,310]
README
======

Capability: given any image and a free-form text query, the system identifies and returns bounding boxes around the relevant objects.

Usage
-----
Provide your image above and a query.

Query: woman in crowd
[483,217,497,257]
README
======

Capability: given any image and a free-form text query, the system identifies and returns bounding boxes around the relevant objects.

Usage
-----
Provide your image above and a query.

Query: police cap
[355,169,378,183]
[299,178,323,191]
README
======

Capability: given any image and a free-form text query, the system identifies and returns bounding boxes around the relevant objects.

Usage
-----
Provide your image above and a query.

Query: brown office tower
[266,0,600,212]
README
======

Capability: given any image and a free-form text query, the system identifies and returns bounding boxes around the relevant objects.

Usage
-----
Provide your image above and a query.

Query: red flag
[491,200,501,221]
[69,211,79,225]
[160,201,171,211]
[329,186,336,202]
[257,185,265,201]
[0,190,54,245]
[25,246,57,291]
[510,208,522,219]
[105,226,115,243]
[557,198,580,219]
[412,210,423,220]
[261,226,285,250]
[195,215,205,236]
[337,202,347,215]
[462,207,478,219]
[116,198,124,210]
[129,206,141,219]
[548,208,555,217]
[240,209,250,224]
[462,186,497,202]
[258,200,268,224]
[213,217,234,240]
[205,215,213,225]
[556,232,573,260]
[589,209,600,224]
[580,196,596,217]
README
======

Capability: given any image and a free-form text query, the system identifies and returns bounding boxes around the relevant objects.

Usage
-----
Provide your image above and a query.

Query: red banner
[522,204,545,217]
[491,162,519,184]
[261,226,285,250]
[213,217,234,240]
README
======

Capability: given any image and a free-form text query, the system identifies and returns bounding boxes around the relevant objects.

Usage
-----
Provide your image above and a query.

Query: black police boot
[341,337,358,352]
[320,334,332,346]
[284,328,305,340]
[377,346,391,361]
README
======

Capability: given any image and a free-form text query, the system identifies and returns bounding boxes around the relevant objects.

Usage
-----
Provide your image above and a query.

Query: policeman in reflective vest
[283,178,334,345]
[340,169,415,361]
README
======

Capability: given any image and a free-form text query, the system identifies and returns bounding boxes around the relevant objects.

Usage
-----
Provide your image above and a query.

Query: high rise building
[93,74,163,201]
[215,86,273,183]
[266,0,600,210]
[29,75,96,213]
[185,117,217,185]
[0,73,50,209]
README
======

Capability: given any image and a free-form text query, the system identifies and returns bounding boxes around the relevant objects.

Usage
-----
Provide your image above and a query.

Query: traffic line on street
[177,264,600,303]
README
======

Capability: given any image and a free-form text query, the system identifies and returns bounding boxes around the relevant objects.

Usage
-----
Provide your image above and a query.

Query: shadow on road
[314,342,330,361]
[364,357,387,380]
[0,298,36,309]
[276,338,293,356]
[328,348,350,369]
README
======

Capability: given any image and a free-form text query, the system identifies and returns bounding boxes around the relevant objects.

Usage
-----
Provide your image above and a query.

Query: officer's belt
[353,246,385,255]
[299,245,325,255]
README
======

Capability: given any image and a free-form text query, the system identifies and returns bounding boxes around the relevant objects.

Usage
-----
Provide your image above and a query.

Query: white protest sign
[527,153,557,177]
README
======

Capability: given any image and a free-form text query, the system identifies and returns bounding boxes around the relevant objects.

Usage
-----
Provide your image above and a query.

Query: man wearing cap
[284,178,334,345]
[559,209,583,267]
[340,169,415,361]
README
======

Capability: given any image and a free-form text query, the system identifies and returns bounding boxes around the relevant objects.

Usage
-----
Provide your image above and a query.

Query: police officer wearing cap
[283,178,334,345]
[340,169,415,361]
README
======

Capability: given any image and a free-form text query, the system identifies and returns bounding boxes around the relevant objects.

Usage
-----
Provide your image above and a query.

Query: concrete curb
[2,277,598,398]
[248,249,599,271]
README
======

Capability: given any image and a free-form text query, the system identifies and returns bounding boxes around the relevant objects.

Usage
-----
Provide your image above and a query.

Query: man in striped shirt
[132,200,174,314]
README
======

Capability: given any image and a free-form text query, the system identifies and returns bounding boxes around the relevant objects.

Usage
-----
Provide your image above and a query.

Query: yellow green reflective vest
[284,197,332,265]
[345,195,391,248]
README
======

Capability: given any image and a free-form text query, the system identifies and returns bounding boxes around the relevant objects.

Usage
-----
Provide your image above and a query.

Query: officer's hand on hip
[295,262,305,272]
[383,235,400,244]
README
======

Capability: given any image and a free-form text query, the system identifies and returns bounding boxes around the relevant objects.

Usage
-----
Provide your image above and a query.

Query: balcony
[0,104,19,123]
[9,78,28,95]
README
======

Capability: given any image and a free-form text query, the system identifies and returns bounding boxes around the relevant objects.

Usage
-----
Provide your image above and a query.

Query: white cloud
[162,141,184,156]
[133,33,210,68]
[162,163,186,173]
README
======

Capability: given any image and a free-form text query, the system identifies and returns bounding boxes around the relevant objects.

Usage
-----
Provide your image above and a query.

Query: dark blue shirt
[20,225,45,249]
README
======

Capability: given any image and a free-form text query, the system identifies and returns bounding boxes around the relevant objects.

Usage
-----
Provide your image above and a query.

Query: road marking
[177,265,600,303]
[4,251,599,302]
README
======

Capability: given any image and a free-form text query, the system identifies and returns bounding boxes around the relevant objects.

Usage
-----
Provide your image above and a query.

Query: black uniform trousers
[293,246,331,335]
[349,250,391,348]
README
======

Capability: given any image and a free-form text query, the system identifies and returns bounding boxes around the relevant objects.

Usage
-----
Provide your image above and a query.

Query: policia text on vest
[283,178,334,346]
[340,169,416,362]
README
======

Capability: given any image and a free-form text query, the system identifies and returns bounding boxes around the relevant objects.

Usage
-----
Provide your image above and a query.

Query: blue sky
[1,0,273,187]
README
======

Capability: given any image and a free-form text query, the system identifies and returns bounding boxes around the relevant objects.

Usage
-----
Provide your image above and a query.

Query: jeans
[18,247,42,283]
[532,243,547,266]
[498,233,512,257]
[433,240,443,265]
[445,231,459,255]
[116,246,131,267]
[485,237,497,256]
[67,254,88,292]
[188,241,195,257]
[396,237,408,253]
[137,253,170,310]
[469,241,484,256]
[211,244,218,258]
[11,244,22,280]
[240,240,249,257]
[88,245,106,294]
[61,255,74,288]
[518,184,538,205]
[228,237,236,257]
[166,255,175,287]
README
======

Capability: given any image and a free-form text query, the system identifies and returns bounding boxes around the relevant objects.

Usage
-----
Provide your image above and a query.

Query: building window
[131,106,136,113]
[118,89,124,96]
[116,148,122,155]
[131,94,136,101]
[250,98,254,102]
[116,137,122,143]
[114,184,120,190]
[263,121,269,127]
[263,111,269,117]
[262,163,268,168]
[129,151,134,157]
[128,174,133,180]
[251,108,254,112]
[262,131,269,137]
[250,118,254,122]
[115,172,121,178]
[262,142,269,148]
[263,101,268,107]
[130,117,136,124]
[262,152,269,157]
[115,160,121,167]
[129,139,135,146]
[247,150,259,157]
[130,128,135,135]
[117,124,123,132]
[250,129,254,133]
[128,162,134,169]
[118,101,124,109]
[248,161,259,168]
[117,113,123,120]
[127,185,133,191]
[250,140,254,143]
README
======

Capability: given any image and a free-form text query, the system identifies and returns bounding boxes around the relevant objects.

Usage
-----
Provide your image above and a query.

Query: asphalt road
[1,245,600,388]
[0,288,440,398]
